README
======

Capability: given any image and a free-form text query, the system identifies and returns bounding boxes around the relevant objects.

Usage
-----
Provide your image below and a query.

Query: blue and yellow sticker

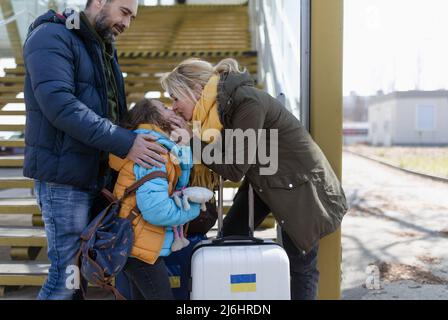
[230,274,257,293]
[169,276,181,289]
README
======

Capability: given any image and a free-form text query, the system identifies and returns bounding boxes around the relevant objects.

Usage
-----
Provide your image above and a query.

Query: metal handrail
[0,9,36,27]
[0,0,60,26]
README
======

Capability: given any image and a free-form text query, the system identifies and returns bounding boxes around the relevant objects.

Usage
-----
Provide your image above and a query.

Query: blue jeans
[34,180,96,300]
[222,180,320,300]
[282,231,320,300]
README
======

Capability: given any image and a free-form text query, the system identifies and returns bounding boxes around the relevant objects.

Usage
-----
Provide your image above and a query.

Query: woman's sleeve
[134,164,201,226]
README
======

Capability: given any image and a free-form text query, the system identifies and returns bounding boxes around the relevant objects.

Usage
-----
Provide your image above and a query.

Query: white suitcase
[190,178,291,300]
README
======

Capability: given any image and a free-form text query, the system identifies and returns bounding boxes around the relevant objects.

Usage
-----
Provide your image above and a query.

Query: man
[23,0,166,299]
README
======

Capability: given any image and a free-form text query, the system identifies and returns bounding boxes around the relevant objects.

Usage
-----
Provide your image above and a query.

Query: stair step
[0,177,33,189]
[118,52,257,61]
[223,181,242,189]
[118,46,251,52]
[0,124,25,131]
[0,139,25,148]
[0,262,49,286]
[0,77,24,84]
[0,97,24,105]
[0,263,112,288]
[3,67,24,76]
[0,57,258,79]
[0,110,26,116]
[0,156,24,167]
[0,198,40,214]
[118,57,257,67]
[0,86,23,94]
[260,214,276,229]
[0,227,46,247]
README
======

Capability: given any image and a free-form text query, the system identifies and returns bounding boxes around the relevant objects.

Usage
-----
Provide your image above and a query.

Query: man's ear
[97,0,107,9]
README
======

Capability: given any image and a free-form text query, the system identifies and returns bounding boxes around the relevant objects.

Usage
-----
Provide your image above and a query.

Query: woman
[161,58,348,300]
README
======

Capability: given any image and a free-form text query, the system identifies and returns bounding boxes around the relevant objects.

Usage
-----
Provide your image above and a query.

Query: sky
[344,0,448,96]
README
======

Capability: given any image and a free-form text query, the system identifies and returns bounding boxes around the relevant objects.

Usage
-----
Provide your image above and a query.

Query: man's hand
[126,134,167,169]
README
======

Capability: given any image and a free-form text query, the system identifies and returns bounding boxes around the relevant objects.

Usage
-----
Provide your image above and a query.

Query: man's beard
[94,9,115,43]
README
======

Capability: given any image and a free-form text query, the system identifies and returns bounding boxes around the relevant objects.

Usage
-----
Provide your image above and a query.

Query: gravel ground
[341,152,448,300]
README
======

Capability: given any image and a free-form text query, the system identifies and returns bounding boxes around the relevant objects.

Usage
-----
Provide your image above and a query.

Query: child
[109,98,202,300]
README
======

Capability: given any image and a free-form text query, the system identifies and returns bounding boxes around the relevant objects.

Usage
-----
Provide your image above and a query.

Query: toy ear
[183,196,191,210]
[173,194,182,208]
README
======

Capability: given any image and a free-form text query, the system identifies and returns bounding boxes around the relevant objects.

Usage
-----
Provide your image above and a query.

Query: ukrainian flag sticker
[169,276,181,289]
[230,274,257,293]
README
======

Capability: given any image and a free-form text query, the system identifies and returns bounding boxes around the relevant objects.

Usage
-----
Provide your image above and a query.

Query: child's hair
[124,98,172,133]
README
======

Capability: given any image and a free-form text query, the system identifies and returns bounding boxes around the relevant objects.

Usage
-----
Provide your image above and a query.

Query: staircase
[0,3,274,294]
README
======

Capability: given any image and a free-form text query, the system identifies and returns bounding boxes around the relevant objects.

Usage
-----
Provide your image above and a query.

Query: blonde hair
[160,58,245,105]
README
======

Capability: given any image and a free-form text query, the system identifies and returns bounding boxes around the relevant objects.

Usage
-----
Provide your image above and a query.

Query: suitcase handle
[212,235,264,245]
[217,177,256,239]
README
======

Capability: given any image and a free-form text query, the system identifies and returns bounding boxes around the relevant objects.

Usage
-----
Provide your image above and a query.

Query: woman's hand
[169,114,193,145]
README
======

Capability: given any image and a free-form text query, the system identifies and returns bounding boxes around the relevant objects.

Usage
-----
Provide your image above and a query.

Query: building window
[416,105,436,132]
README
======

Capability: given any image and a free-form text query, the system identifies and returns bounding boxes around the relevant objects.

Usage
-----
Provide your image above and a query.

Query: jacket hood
[26,9,104,45]
[217,71,255,127]
[27,9,70,37]
[220,71,254,97]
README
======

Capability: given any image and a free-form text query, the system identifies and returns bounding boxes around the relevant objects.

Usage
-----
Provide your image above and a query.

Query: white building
[368,90,448,146]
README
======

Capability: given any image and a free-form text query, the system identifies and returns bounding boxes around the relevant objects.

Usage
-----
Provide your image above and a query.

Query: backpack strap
[105,283,127,300]
[123,171,168,223]
[122,171,168,200]
[101,189,117,203]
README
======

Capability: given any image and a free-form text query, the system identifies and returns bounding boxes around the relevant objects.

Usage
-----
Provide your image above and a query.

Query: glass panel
[250,0,309,122]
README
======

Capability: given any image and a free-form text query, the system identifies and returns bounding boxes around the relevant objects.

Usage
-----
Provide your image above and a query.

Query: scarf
[190,74,223,191]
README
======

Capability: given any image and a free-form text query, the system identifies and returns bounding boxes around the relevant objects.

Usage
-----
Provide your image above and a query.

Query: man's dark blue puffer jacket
[23,10,136,191]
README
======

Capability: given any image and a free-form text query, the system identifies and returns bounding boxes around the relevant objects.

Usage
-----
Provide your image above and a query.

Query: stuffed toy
[171,187,214,252]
